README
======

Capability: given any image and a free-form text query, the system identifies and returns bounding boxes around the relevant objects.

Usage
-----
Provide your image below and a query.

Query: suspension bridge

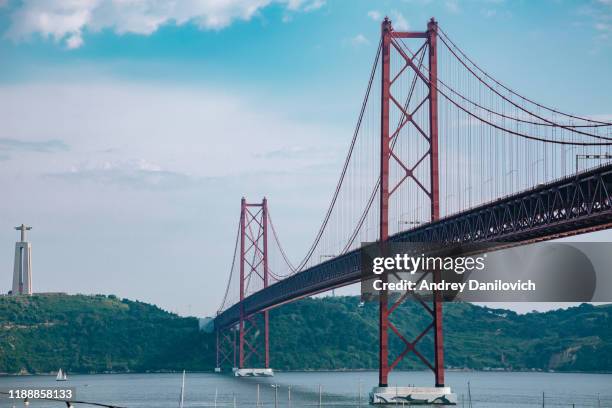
[213,17,612,404]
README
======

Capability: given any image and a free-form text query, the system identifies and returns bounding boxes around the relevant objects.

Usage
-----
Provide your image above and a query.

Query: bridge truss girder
[215,164,612,336]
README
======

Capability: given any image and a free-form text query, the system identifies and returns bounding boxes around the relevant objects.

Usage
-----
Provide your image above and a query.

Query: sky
[0,0,611,317]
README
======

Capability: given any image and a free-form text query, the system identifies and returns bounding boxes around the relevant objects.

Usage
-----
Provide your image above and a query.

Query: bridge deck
[215,164,612,329]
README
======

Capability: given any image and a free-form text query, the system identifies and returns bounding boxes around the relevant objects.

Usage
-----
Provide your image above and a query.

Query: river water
[0,370,610,407]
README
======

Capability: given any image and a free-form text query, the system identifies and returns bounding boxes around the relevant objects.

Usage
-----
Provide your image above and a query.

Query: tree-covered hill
[0,293,610,374]
[0,294,214,374]
[270,298,612,372]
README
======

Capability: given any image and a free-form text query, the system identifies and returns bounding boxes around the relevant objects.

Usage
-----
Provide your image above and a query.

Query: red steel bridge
[214,17,612,396]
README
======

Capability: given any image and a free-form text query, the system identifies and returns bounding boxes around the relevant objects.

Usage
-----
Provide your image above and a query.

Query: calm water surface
[0,371,610,407]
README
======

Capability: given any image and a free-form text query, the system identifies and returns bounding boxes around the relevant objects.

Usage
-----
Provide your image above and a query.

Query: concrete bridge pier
[370,386,456,405]
[233,368,274,377]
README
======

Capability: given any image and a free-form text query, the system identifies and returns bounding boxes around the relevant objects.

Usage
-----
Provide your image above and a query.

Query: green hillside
[270,298,612,372]
[0,294,214,374]
[0,293,610,374]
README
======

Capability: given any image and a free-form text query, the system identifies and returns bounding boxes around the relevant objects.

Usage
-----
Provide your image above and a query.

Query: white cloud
[350,33,369,47]
[0,80,344,313]
[369,10,407,29]
[65,32,83,49]
[0,81,343,185]
[481,9,496,18]
[401,0,433,5]
[391,11,409,31]
[254,145,329,159]
[285,0,325,11]
[594,20,612,41]
[301,0,325,12]
[445,0,460,13]
[367,10,382,21]
[576,1,612,44]
[4,0,325,49]
[49,159,200,190]
[0,138,69,153]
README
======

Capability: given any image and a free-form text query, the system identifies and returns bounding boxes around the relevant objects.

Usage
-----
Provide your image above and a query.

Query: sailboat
[56,368,67,381]
[178,370,185,408]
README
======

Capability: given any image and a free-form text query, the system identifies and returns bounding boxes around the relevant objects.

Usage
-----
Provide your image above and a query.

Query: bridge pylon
[372,17,455,404]
[216,197,273,377]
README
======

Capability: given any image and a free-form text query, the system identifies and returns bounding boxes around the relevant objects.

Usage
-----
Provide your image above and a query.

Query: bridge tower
[372,17,455,404]
[216,198,273,377]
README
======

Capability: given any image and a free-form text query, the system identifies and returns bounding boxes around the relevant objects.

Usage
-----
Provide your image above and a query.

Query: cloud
[401,0,433,5]
[0,80,344,197]
[391,11,409,31]
[445,0,460,13]
[349,33,369,47]
[0,75,344,318]
[297,0,325,12]
[481,9,497,18]
[254,145,334,160]
[365,9,408,30]
[580,0,612,42]
[368,10,407,30]
[4,0,326,49]
[65,32,84,49]
[594,18,612,40]
[0,138,69,153]
[367,10,382,21]
[47,159,201,190]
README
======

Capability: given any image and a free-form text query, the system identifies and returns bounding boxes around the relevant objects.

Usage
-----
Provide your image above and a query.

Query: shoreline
[2,368,612,377]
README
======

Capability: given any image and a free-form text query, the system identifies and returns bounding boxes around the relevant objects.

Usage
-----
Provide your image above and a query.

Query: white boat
[56,368,67,381]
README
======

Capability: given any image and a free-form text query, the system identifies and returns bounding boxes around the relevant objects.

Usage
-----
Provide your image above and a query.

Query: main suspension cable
[438,26,612,127]
[392,37,612,145]
[295,39,382,271]
[217,216,241,313]
[341,43,428,254]
[267,208,297,274]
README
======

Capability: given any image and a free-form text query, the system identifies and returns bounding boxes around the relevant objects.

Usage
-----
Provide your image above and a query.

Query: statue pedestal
[12,241,32,295]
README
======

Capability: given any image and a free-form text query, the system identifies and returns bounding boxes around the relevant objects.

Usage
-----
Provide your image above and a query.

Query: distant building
[11,224,32,295]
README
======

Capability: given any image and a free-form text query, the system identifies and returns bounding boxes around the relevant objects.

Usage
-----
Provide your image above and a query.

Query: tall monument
[12,224,32,295]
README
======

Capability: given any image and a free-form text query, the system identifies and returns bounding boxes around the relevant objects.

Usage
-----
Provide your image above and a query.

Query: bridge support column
[215,325,238,372]
[215,330,219,371]
[215,198,274,376]
[428,17,445,390]
[262,198,270,369]
[374,17,453,404]
[378,15,392,389]
[235,197,274,377]
[239,198,246,368]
